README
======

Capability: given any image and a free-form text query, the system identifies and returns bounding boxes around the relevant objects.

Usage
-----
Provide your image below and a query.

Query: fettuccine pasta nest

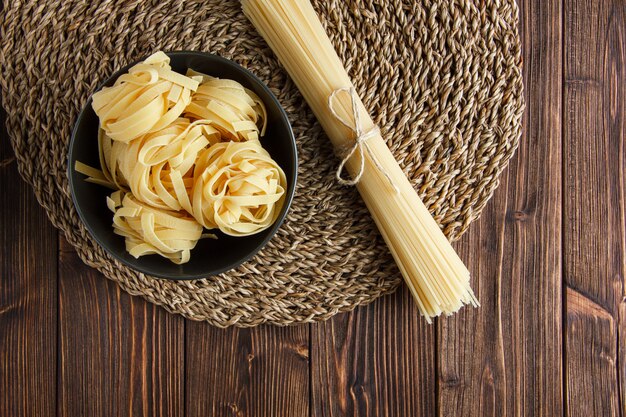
[76,51,287,264]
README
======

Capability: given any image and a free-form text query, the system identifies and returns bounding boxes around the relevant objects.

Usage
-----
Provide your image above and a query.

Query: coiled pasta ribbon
[107,190,210,264]
[185,69,267,141]
[191,140,286,236]
[97,118,221,211]
[92,51,201,143]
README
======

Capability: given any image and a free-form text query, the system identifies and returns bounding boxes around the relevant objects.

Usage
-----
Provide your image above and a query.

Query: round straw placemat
[0,0,524,327]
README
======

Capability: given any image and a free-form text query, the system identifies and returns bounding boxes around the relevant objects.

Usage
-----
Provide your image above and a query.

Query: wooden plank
[439,0,563,415]
[0,109,58,416]
[311,286,436,417]
[563,1,625,416]
[186,322,309,417]
[58,238,184,417]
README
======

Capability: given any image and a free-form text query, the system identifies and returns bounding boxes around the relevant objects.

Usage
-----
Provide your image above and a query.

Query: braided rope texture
[0,0,524,327]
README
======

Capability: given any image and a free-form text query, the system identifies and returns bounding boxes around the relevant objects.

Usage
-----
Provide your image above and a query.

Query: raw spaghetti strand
[242,0,478,321]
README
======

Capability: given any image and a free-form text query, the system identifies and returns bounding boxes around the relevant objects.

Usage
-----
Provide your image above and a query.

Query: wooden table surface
[1,0,624,416]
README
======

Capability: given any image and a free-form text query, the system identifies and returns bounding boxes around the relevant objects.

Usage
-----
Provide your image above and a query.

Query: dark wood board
[185,322,309,417]
[58,238,185,417]
[438,0,564,416]
[0,106,58,417]
[563,1,625,416]
[1,1,625,416]
[311,286,436,417]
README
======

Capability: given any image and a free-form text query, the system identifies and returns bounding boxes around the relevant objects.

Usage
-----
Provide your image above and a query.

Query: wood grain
[311,286,436,417]
[4,1,626,416]
[185,321,309,417]
[563,1,625,416]
[438,0,563,416]
[58,238,184,417]
[0,108,58,416]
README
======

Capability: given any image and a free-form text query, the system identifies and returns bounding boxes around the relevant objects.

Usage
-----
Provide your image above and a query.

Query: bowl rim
[67,50,298,280]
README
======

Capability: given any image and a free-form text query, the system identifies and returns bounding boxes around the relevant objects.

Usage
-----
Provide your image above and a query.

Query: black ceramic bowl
[68,51,297,279]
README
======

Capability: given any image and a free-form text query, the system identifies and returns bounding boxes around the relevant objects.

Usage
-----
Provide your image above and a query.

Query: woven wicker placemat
[0,0,523,327]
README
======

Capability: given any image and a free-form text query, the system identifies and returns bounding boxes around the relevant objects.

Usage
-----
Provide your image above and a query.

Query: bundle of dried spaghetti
[242,0,478,321]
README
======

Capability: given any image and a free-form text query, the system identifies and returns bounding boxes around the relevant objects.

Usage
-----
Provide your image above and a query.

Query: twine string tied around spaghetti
[328,87,399,194]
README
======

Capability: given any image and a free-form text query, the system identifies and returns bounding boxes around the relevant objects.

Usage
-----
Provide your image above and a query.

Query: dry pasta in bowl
[69,51,297,278]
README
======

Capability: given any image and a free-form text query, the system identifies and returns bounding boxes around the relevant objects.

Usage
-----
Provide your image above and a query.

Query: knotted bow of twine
[328,87,399,194]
